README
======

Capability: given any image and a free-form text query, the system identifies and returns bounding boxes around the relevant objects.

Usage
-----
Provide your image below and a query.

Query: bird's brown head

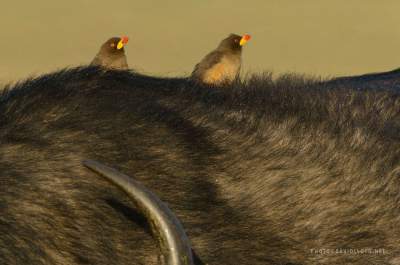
[91,36,129,70]
[218,33,251,51]
[99,36,129,54]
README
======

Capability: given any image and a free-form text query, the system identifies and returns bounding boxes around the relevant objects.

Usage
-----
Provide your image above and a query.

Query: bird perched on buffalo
[91,36,129,70]
[191,33,251,86]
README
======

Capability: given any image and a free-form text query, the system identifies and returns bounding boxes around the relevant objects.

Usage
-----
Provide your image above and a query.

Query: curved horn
[82,160,194,265]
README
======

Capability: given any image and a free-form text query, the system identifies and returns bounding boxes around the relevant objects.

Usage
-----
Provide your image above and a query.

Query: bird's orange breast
[202,56,241,85]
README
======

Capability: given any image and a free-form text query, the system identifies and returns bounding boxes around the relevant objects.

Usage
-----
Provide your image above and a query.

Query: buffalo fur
[329,67,400,92]
[0,66,399,265]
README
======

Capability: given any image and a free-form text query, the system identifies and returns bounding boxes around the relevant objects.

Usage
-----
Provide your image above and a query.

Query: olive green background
[1,0,399,82]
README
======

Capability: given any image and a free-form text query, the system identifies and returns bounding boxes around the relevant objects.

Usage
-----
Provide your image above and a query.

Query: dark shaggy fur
[329,67,400,92]
[0,67,399,265]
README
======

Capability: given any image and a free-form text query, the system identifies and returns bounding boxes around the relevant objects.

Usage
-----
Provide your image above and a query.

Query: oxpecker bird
[91,36,129,70]
[191,33,251,85]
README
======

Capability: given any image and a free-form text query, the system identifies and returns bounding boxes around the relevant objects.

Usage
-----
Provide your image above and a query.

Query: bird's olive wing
[192,50,224,76]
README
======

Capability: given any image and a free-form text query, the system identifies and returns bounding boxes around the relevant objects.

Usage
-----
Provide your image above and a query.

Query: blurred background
[1,0,399,82]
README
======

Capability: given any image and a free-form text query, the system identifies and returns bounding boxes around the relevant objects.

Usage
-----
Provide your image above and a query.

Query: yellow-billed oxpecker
[191,33,251,85]
[91,36,129,70]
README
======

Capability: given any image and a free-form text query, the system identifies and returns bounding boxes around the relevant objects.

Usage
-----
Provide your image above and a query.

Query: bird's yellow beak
[117,36,129,50]
[239,34,251,46]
